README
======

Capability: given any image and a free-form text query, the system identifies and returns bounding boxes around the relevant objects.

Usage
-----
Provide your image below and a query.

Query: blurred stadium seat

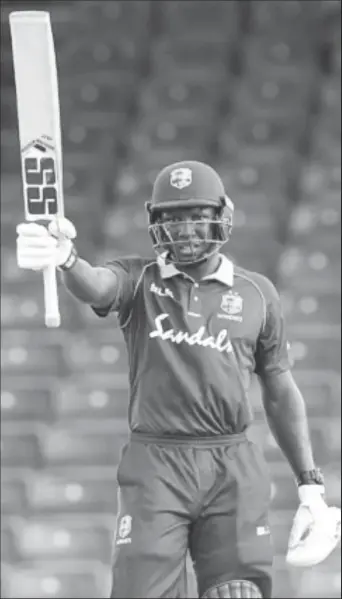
[140,78,223,119]
[287,200,341,253]
[1,340,64,377]
[160,0,238,36]
[2,560,111,598]
[61,72,135,123]
[1,292,49,330]
[63,332,128,375]
[290,370,341,417]
[288,324,341,371]
[281,288,341,327]
[279,246,341,292]
[235,71,315,121]
[1,1,340,597]
[54,375,129,422]
[1,519,21,564]
[25,467,118,517]
[1,378,56,424]
[1,424,44,470]
[1,476,28,518]
[40,420,129,468]
[13,516,114,564]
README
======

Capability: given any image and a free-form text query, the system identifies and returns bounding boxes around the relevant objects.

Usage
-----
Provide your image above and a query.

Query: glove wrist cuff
[58,245,78,271]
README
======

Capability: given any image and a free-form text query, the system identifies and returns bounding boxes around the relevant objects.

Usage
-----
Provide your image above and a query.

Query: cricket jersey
[93,253,291,436]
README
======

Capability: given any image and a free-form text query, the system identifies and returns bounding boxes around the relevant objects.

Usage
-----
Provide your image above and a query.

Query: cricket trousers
[109,432,273,598]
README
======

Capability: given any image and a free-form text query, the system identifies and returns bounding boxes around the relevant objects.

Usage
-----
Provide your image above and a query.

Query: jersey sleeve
[91,256,147,323]
[254,276,292,376]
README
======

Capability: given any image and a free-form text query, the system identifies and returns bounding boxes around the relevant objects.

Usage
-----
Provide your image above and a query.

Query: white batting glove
[286,485,341,567]
[16,217,76,271]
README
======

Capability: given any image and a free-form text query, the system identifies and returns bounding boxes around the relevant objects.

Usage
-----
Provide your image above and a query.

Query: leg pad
[202,579,263,598]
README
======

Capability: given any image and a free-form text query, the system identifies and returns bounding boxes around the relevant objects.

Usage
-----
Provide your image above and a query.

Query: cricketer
[16,161,341,598]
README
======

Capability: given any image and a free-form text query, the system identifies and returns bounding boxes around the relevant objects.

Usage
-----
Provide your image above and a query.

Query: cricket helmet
[145,160,234,264]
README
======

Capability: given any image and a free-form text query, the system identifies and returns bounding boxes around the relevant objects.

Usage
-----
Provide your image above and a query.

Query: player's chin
[169,242,209,264]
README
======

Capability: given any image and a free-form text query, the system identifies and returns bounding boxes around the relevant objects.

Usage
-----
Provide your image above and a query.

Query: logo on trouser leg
[256,525,270,536]
[116,514,132,545]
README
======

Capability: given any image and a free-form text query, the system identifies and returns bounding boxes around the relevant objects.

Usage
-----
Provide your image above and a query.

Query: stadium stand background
[1,1,340,597]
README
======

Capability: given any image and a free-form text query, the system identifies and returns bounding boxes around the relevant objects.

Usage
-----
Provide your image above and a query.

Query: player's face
[158,206,217,262]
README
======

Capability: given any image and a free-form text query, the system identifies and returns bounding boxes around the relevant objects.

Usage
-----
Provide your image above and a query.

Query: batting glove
[16,217,76,271]
[286,485,341,567]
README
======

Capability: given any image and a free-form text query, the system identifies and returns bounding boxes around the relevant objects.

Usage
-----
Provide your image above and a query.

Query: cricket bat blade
[10,10,64,328]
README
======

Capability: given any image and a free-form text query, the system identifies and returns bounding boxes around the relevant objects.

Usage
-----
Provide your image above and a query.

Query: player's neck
[177,252,221,282]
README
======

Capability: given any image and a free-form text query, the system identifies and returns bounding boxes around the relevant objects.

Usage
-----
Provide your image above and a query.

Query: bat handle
[43,264,61,327]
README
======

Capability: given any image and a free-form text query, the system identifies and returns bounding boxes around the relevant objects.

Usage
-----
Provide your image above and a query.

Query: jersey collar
[157,253,234,287]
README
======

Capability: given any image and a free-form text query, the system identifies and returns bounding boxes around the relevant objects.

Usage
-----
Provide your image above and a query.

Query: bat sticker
[22,137,58,217]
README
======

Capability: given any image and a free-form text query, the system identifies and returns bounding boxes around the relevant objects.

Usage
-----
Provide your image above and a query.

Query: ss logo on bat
[23,156,58,217]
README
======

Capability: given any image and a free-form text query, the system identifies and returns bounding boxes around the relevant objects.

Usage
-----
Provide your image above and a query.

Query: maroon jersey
[93,254,291,436]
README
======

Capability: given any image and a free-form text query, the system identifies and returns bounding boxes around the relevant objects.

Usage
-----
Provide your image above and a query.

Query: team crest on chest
[219,291,243,322]
[170,167,192,189]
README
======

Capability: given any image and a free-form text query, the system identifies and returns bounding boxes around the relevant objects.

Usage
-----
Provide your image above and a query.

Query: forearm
[60,257,116,307]
[263,378,316,478]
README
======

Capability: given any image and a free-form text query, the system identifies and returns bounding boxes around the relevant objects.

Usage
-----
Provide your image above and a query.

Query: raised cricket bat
[10,11,64,328]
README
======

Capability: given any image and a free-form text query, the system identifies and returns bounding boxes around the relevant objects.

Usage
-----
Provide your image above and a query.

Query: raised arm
[16,217,122,312]
[60,258,119,309]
